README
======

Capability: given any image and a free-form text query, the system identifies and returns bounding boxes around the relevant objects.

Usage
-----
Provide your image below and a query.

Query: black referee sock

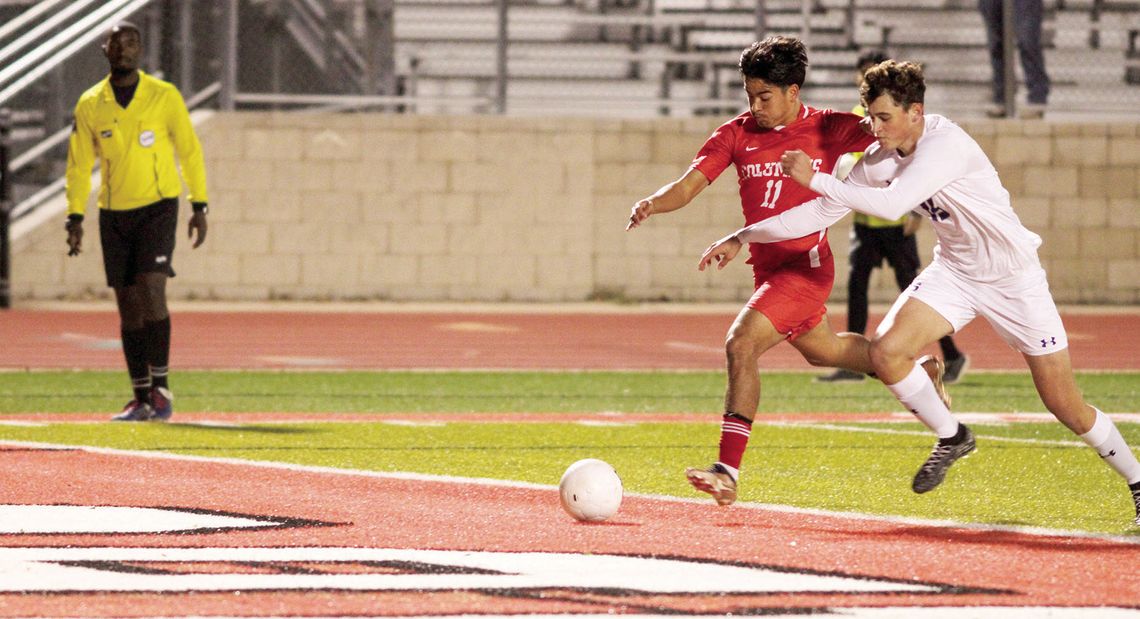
[121,326,151,402]
[145,316,171,390]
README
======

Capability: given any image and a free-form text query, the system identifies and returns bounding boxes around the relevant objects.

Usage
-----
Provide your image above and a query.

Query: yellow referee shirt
[66,70,208,217]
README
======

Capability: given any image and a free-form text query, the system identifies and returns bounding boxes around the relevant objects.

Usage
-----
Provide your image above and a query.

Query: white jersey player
[699,60,1140,526]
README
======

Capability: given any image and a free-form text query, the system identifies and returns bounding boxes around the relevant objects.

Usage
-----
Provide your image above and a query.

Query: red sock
[717,412,752,472]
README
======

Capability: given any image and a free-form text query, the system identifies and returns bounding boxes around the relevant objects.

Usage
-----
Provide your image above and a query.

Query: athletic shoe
[912,425,976,494]
[814,368,865,383]
[984,103,1006,118]
[685,463,738,506]
[112,400,154,422]
[150,387,173,422]
[1130,481,1140,527]
[943,355,969,384]
[918,354,951,410]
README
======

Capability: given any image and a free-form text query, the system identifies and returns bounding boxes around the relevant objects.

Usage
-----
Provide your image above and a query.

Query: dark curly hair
[738,36,808,88]
[860,60,925,109]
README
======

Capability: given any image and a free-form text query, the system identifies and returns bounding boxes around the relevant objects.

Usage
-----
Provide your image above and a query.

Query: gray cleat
[912,425,975,494]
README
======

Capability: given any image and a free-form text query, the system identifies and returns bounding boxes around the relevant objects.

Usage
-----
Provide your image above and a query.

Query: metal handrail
[9,126,68,176]
[0,0,70,47]
[279,0,367,91]
[0,0,153,107]
[0,0,114,88]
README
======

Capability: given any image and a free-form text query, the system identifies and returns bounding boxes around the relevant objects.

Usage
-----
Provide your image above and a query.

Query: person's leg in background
[1014,0,1050,112]
[978,0,1008,116]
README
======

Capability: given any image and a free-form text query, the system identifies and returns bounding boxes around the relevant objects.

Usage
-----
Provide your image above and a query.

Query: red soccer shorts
[746,258,835,341]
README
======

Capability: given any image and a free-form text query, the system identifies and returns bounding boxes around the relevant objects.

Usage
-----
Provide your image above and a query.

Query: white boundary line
[768,421,1090,448]
[2,438,1137,546]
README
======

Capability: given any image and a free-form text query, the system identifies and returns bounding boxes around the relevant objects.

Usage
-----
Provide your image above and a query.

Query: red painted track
[3,445,1138,617]
[2,306,1138,370]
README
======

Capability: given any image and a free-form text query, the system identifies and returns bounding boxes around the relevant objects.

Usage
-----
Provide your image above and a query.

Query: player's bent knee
[724,328,763,362]
[868,338,907,371]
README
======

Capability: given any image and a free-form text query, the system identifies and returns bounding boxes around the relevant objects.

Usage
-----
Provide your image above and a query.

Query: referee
[65,22,209,421]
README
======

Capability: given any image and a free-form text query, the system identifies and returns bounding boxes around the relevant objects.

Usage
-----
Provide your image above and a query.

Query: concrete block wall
[11,113,1140,304]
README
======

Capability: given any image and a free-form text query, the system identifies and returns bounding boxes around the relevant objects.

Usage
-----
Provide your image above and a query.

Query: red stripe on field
[0,445,1137,616]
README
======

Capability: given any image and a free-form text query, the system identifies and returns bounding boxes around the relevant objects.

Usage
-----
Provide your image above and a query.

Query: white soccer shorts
[892,259,1068,356]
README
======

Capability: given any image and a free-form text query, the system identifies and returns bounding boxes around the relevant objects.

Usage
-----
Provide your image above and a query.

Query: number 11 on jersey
[760,179,783,209]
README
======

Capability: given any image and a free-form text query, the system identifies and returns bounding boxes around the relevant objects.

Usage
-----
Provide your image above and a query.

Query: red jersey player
[626,36,877,506]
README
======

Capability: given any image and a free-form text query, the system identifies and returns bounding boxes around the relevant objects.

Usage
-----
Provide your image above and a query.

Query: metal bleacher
[393,0,1140,118]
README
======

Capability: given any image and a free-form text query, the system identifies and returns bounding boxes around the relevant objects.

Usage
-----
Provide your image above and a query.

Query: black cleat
[912,425,975,494]
[1130,481,1140,527]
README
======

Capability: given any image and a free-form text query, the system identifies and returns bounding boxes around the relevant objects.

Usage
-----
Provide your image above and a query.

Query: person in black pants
[817,51,968,383]
[978,0,1050,118]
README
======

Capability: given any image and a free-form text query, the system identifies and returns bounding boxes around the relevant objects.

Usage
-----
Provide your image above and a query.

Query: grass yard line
[773,421,1089,448]
[3,438,1137,546]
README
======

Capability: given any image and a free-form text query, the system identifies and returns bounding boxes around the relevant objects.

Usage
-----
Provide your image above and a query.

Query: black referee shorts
[98,198,179,289]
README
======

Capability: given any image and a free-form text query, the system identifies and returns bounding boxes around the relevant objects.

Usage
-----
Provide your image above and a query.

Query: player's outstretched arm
[626,168,710,230]
[733,197,849,245]
[698,233,742,271]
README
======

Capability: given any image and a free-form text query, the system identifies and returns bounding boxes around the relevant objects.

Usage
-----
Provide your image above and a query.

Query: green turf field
[1,370,1138,534]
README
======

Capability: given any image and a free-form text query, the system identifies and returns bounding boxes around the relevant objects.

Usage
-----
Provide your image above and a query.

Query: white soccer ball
[559,458,623,522]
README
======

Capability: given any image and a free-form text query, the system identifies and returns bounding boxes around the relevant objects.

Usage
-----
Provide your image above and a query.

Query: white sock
[1079,409,1140,485]
[887,363,959,439]
[715,462,739,482]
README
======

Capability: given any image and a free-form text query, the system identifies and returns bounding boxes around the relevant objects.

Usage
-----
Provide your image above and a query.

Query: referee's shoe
[112,399,154,422]
[151,387,174,421]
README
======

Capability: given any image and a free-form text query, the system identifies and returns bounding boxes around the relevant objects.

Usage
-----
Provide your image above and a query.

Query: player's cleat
[912,425,975,494]
[943,355,969,384]
[918,354,951,410]
[685,463,738,506]
[150,386,173,421]
[1130,481,1140,527]
[815,368,865,383]
[112,399,154,422]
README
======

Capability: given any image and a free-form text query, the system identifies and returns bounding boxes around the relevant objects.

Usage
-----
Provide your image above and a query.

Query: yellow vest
[66,70,208,216]
[849,104,906,228]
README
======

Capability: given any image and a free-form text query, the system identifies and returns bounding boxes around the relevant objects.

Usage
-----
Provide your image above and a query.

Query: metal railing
[0,0,153,107]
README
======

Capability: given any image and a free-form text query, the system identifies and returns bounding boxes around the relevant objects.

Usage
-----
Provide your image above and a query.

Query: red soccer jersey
[691,105,874,275]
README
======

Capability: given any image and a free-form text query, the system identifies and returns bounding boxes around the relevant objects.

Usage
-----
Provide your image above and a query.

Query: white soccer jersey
[738,114,1042,283]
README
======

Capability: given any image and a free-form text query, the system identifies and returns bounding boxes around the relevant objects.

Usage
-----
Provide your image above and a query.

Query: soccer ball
[559,458,623,522]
